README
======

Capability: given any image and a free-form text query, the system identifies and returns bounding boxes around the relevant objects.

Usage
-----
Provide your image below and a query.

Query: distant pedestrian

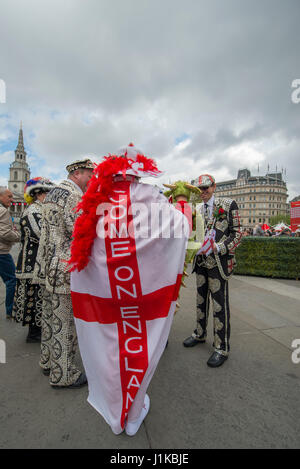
[279,228,291,236]
[0,187,20,319]
[254,224,264,236]
[13,178,54,342]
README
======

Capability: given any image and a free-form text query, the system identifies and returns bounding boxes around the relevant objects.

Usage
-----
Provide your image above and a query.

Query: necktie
[204,203,209,225]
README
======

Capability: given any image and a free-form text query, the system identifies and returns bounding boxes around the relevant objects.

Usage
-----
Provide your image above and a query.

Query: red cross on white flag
[71,181,188,434]
[197,229,216,257]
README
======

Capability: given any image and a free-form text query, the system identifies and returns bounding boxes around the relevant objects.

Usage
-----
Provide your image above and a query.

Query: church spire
[8,122,30,196]
[17,121,24,151]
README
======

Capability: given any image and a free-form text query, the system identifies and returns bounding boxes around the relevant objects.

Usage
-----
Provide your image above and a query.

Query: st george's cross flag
[196,229,216,257]
[70,181,189,434]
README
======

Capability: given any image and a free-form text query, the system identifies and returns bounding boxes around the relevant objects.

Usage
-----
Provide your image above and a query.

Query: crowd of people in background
[242,223,300,238]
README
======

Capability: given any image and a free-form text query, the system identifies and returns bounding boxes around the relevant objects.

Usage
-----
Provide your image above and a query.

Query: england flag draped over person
[69,144,189,436]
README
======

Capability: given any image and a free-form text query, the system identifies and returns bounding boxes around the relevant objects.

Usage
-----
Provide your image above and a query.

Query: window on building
[14,171,18,180]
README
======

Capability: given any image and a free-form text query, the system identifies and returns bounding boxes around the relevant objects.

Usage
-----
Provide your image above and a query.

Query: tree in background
[269,214,290,226]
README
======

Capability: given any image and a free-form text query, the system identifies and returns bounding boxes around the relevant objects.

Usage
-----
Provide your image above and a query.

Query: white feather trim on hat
[24,177,54,196]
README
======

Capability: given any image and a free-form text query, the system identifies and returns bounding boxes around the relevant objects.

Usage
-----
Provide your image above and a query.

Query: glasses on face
[201,186,210,191]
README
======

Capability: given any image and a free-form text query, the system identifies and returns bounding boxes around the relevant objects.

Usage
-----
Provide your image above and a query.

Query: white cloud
[0,175,8,187]
[0,150,14,164]
[0,0,299,200]
[225,144,265,169]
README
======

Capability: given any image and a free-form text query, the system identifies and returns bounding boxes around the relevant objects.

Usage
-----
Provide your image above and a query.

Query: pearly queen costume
[191,174,242,356]
[35,159,94,386]
[13,177,54,342]
[69,144,189,435]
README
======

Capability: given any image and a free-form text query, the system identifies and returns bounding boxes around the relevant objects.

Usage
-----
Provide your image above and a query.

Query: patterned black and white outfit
[192,196,242,356]
[34,180,83,386]
[13,200,44,330]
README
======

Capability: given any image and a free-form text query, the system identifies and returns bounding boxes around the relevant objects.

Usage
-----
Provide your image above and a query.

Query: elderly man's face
[73,169,94,192]
[201,183,216,203]
[0,189,13,208]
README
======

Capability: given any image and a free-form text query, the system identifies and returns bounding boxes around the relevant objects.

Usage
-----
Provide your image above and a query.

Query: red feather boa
[68,154,161,272]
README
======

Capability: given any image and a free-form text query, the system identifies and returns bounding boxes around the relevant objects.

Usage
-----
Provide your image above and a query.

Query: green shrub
[269,214,290,226]
[234,237,300,279]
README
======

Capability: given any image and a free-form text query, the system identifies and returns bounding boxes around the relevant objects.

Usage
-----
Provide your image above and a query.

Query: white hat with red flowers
[197,174,215,188]
[113,143,161,178]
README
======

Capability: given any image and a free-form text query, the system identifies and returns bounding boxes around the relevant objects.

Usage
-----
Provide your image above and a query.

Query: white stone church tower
[8,122,31,194]
[8,123,31,220]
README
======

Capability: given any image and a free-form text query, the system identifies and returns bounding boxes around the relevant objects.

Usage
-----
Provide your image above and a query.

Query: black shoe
[183,336,206,347]
[207,352,228,368]
[51,372,88,389]
[26,324,41,343]
[68,372,88,388]
[26,334,41,343]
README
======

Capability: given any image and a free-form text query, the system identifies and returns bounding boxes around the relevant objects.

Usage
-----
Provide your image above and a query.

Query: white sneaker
[125,394,150,436]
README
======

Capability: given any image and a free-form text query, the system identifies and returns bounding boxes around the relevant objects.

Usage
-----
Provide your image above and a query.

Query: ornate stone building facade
[8,123,31,220]
[213,169,289,229]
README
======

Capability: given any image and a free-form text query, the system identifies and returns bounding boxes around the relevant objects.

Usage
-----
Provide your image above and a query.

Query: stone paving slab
[0,265,300,449]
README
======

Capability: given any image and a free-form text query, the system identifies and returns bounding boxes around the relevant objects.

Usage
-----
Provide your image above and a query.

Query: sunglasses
[201,186,211,191]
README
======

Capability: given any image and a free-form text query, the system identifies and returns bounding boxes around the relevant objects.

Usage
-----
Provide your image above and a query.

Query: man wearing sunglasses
[183,174,242,367]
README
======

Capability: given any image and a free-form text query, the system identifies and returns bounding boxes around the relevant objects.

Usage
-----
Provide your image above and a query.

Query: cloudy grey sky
[0,0,299,198]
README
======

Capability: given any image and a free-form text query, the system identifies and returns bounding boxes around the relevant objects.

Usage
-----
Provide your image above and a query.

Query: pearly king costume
[69,144,189,435]
[35,159,94,386]
[188,174,242,358]
[13,177,54,342]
